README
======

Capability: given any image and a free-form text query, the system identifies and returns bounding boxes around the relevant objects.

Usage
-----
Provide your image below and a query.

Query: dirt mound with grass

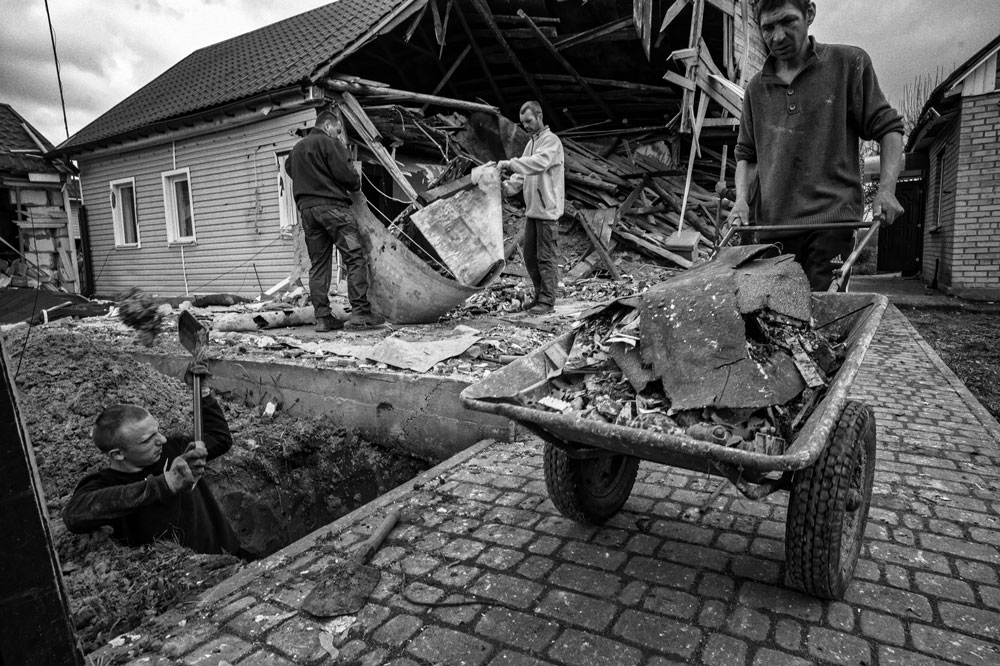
[5,323,431,657]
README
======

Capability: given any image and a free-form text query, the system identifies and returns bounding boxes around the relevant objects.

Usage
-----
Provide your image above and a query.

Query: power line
[44,0,70,140]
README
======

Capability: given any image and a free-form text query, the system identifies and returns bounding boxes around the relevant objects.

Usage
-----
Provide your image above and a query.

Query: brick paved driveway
[114,306,1000,666]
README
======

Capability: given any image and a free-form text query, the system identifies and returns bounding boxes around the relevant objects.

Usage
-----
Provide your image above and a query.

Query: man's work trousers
[524,217,559,306]
[301,202,371,318]
[770,228,856,292]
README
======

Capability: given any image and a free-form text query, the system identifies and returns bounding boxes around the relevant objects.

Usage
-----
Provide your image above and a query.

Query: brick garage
[908,34,1000,301]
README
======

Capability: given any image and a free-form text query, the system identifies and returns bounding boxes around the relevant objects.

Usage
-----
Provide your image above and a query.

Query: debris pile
[491,247,848,453]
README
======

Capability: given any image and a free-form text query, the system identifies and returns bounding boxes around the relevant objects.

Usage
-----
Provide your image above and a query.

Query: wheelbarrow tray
[461,292,888,475]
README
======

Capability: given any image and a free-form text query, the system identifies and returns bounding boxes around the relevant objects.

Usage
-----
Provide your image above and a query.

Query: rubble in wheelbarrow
[521,246,848,454]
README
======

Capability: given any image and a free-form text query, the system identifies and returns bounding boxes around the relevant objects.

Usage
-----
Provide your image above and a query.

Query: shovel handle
[352,509,401,565]
[192,376,203,442]
[829,217,882,292]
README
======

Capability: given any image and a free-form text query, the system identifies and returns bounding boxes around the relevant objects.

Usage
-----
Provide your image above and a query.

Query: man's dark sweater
[734,38,904,237]
[63,396,241,556]
[284,128,362,209]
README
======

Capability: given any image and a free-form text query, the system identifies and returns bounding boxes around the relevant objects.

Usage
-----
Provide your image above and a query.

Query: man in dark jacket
[285,109,382,330]
[727,0,904,290]
[63,362,245,557]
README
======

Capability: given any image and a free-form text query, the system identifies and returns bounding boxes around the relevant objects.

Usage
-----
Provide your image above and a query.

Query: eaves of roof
[907,32,1000,153]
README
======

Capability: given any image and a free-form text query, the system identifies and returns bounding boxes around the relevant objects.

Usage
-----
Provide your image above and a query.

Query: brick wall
[949,91,1000,299]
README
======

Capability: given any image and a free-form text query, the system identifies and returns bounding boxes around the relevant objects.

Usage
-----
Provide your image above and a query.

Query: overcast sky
[1,0,998,145]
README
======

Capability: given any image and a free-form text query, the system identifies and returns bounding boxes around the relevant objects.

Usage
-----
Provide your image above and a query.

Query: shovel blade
[178,310,209,359]
[301,563,381,618]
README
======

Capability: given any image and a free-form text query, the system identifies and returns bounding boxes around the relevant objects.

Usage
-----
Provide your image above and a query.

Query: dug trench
[5,324,436,655]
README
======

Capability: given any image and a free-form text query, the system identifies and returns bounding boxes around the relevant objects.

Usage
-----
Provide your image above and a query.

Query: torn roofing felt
[639,246,812,412]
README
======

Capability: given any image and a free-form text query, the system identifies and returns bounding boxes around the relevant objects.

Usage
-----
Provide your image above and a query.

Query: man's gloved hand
[497,160,512,174]
[163,455,198,493]
[184,360,212,397]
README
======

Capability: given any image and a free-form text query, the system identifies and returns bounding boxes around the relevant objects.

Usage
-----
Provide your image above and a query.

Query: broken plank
[634,0,654,60]
[337,92,421,205]
[553,16,632,50]
[576,208,621,280]
[422,174,475,203]
[614,228,693,268]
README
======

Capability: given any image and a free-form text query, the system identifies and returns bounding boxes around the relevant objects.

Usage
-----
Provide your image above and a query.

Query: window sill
[167,240,198,247]
[114,244,141,250]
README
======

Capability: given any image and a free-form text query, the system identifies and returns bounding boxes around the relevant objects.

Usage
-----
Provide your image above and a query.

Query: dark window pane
[174,178,193,237]
[121,185,138,244]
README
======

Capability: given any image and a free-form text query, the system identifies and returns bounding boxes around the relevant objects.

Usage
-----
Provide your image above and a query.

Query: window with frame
[109,177,140,247]
[162,168,196,243]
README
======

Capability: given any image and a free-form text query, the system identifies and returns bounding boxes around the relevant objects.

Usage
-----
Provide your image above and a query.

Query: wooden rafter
[468,0,554,122]
[451,0,506,110]
[516,10,619,124]
[553,16,632,50]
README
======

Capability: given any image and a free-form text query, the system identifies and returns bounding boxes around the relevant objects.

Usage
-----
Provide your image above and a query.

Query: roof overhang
[49,86,324,160]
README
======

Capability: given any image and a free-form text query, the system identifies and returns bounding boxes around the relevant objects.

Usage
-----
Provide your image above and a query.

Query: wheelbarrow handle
[728,222,874,233]
[829,217,882,292]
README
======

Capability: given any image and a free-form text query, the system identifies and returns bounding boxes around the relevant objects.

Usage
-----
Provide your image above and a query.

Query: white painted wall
[78,108,316,299]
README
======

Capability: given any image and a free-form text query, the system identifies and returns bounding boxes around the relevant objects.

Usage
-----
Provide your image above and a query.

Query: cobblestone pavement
[109,306,1000,666]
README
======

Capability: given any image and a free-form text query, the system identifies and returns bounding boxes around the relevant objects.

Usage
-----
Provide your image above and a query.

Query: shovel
[178,310,209,442]
[302,509,401,618]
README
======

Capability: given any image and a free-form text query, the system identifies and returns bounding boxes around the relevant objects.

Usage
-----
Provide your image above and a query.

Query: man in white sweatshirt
[499,101,565,315]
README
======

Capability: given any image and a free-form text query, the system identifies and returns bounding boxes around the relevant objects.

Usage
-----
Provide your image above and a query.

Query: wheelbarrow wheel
[785,400,876,599]
[543,444,639,524]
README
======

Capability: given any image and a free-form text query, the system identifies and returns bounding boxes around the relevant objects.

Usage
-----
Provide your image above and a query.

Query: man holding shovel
[725,0,904,290]
[63,361,246,558]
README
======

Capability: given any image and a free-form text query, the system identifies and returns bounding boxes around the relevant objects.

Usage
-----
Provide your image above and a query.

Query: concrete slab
[93,304,1000,665]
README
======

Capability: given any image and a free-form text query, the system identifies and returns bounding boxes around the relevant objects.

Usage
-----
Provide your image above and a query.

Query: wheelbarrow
[461,291,888,600]
[715,219,882,292]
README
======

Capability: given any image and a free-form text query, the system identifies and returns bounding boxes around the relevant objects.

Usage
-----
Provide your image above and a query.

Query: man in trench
[285,109,383,331]
[63,362,250,558]
[498,101,566,315]
[725,0,905,291]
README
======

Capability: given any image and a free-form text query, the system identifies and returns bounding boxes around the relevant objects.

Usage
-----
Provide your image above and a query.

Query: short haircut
[754,0,812,21]
[520,100,543,117]
[93,404,150,453]
[316,110,340,127]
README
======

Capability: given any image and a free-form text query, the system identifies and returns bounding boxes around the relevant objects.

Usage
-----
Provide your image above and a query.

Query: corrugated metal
[79,109,316,299]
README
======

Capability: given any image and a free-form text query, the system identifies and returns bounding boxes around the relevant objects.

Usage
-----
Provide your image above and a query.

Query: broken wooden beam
[323,78,499,115]
[575,208,622,280]
[516,9,619,124]
[553,16,632,50]
[337,92,421,206]
[468,0,555,122]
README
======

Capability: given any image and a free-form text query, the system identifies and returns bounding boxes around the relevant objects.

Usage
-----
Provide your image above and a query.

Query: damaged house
[1,103,80,292]
[49,0,767,301]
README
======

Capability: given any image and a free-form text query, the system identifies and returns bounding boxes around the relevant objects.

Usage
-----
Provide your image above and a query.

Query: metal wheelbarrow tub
[461,292,889,599]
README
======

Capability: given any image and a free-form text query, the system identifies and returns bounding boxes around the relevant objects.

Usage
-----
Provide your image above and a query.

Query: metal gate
[877,176,923,275]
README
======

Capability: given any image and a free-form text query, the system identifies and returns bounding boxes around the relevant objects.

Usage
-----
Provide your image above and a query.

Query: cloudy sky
[2,0,998,145]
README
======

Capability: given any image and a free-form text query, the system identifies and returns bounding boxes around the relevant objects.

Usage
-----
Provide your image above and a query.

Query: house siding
[79,108,316,299]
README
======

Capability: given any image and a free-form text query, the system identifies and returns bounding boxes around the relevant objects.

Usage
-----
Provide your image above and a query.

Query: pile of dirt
[4,323,432,656]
